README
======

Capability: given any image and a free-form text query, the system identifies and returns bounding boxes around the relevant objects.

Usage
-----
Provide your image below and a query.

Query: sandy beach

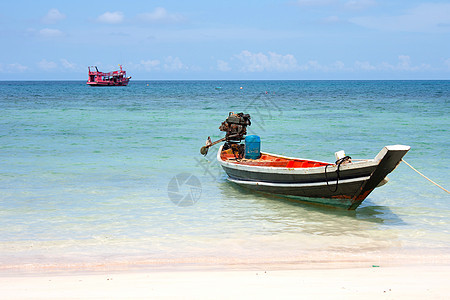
[0,264,449,299]
[2,0,450,298]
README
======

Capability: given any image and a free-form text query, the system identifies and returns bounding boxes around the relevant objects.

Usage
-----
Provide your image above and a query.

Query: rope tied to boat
[325,156,352,193]
[401,159,449,194]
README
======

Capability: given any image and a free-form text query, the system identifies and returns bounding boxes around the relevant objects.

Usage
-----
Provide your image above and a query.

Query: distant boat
[87,65,131,86]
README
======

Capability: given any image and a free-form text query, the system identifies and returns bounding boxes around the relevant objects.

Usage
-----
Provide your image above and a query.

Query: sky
[1,0,449,80]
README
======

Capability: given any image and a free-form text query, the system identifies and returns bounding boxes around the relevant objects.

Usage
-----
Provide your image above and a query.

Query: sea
[0,80,449,273]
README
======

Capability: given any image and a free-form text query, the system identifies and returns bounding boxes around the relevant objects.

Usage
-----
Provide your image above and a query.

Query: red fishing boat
[87,65,131,86]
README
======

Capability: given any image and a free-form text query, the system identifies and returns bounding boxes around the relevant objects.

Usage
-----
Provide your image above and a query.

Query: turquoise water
[0,80,449,271]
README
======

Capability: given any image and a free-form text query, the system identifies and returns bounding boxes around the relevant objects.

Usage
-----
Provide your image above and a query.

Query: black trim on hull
[227,176,369,199]
[221,164,377,184]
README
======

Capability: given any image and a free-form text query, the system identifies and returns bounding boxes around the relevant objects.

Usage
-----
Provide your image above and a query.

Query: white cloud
[38,28,64,38]
[42,9,66,24]
[140,59,161,71]
[235,50,298,72]
[223,51,435,74]
[397,55,413,70]
[135,57,186,72]
[353,55,431,72]
[354,60,377,71]
[97,11,124,24]
[296,56,432,73]
[332,60,346,70]
[0,63,28,73]
[217,60,231,72]
[38,59,58,71]
[350,3,450,32]
[227,52,349,73]
[299,60,336,72]
[16,63,28,72]
[60,59,76,70]
[138,7,185,23]
[36,59,79,71]
[393,55,431,71]
[163,56,186,71]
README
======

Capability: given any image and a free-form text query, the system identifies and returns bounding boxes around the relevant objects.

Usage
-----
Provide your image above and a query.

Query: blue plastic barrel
[245,135,261,159]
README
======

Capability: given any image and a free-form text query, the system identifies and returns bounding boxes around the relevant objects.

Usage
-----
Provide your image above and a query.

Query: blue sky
[1,0,449,80]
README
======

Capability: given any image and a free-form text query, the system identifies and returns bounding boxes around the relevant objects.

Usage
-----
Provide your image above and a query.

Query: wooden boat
[200,112,410,210]
[217,144,410,210]
[87,65,131,86]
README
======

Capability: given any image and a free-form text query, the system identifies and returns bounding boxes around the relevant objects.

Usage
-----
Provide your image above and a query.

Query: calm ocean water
[0,80,449,271]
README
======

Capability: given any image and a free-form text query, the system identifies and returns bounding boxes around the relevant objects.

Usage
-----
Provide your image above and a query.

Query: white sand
[0,265,449,299]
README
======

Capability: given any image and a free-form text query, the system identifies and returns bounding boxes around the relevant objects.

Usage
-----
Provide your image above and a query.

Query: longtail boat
[217,144,409,209]
[201,112,410,210]
[87,65,131,86]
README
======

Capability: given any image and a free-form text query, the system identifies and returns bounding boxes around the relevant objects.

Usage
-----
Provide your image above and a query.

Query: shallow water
[0,80,449,271]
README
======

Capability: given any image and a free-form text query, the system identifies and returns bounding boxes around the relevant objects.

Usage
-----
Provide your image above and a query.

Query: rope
[325,156,351,193]
[401,159,449,194]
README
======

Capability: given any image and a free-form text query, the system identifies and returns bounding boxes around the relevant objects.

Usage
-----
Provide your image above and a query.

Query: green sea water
[0,80,449,271]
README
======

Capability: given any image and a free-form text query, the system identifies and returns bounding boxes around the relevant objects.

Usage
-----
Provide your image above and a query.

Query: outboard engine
[200,112,251,156]
[219,112,251,142]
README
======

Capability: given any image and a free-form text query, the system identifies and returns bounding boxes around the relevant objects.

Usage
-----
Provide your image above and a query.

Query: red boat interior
[220,149,330,168]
